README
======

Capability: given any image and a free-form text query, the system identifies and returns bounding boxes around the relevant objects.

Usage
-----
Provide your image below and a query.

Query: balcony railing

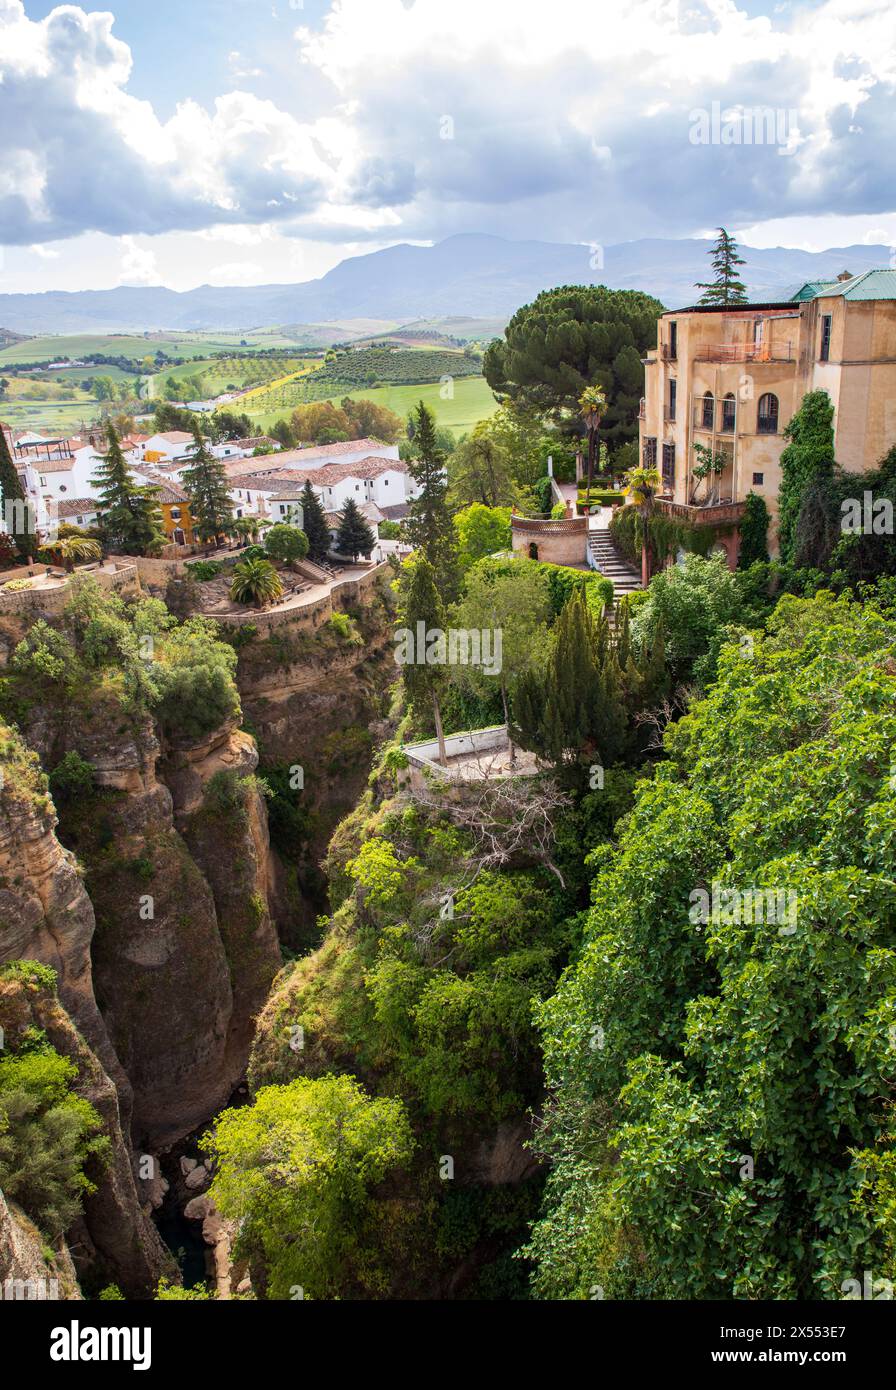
[656,499,746,527]
[693,342,793,364]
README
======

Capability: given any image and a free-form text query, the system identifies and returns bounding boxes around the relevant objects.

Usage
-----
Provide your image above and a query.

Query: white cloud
[119,236,159,285]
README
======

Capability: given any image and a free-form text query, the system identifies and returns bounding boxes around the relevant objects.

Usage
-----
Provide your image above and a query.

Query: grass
[249,376,499,437]
[0,331,310,367]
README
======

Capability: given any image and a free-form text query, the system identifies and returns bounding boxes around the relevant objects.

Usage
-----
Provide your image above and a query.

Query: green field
[0,330,316,367]
[249,375,499,437]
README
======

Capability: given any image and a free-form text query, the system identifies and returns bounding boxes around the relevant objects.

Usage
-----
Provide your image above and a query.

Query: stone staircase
[588,529,643,620]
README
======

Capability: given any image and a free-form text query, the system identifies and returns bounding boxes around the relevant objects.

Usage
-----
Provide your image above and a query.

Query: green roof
[793,269,896,302]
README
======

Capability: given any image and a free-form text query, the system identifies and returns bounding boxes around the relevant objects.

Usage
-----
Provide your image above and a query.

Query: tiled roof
[153,431,194,443]
[24,455,75,472]
[265,438,395,466]
[133,469,189,503]
[323,501,384,526]
[56,497,99,518]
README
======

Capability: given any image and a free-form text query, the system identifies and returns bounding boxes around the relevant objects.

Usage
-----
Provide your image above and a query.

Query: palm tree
[232,517,258,547]
[40,535,103,574]
[229,556,283,608]
[621,465,662,586]
[579,385,608,513]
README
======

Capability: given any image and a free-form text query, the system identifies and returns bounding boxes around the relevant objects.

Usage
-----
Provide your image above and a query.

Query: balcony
[693,342,793,364]
[661,343,677,361]
[656,499,746,527]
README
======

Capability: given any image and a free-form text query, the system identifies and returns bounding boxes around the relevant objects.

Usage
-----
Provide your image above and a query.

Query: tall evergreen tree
[90,425,164,556]
[335,497,376,561]
[0,425,38,559]
[180,426,234,544]
[405,401,460,598]
[695,228,748,305]
[396,553,449,766]
[298,479,332,561]
[777,390,836,563]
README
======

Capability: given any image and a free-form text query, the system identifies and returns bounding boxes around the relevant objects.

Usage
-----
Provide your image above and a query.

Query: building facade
[639,268,896,562]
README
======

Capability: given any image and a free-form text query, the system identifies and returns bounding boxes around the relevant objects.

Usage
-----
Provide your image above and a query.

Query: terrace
[401,726,540,789]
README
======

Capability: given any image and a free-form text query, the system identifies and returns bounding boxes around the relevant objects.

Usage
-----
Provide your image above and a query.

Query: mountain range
[0,234,891,336]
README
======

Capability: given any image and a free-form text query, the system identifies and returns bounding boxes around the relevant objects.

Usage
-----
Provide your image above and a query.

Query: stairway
[588,529,643,618]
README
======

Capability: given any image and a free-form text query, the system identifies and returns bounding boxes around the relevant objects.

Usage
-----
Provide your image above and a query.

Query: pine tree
[695,228,748,306]
[0,425,38,559]
[180,426,234,544]
[405,401,460,598]
[335,497,376,561]
[299,480,332,561]
[90,425,164,556]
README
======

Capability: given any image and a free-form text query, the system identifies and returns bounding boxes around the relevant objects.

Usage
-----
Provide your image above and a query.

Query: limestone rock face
[0,1191,81,1301]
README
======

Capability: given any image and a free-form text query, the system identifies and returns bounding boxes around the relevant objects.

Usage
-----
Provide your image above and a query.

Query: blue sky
[1,0,894,294]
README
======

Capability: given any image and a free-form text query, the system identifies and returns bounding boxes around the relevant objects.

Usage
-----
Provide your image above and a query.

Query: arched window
[528,542,539,561]
[757,392,779,434]
[721,393,736,433]
[701,391,714,428]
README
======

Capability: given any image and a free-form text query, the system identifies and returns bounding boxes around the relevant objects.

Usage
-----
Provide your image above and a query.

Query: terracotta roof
[264,438,395,467]
[132,468,188,503]
[23,455,75,472]
[56,498,99,519]
[323,501,384,526]
[153,431,194,444]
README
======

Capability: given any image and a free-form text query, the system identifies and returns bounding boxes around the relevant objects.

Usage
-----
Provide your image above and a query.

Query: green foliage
[0,423,37,559]
[90,426,165,556]
[229,557,284,607]
[695,227,748,305]
[0,1044,111,1238]
[404,402,460,596]
[298,480,331,561]
[49,750,95,803]
[777,390,836,563]
[203,1074,414,1299]
[328,610,363,644]
[453,503,511,570]
[264,523,309,565]
[186,559,223,582]
[738,491,770,567]
[154,615,241,741]
[529,589,896,1299]
[335,497,376,560]
[630,553,746,687]
[483,285,664,448]
[180,427,235,541]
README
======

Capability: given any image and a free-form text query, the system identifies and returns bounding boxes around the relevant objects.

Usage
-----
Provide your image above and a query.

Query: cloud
[119,235,159,285]
[0,0,893,260]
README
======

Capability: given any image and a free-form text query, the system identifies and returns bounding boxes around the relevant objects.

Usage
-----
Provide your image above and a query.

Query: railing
[693,342,793,364]
[656,499,746,527]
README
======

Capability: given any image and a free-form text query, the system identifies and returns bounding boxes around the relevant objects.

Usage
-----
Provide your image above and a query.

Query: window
[668,379,677,421]
[170,507,181,521]
[757,393,779,434]
[701,392,714,428]
[59,484,67,492]
[643,436,657,469]
[820,314,832,361]
[720,394,736,433]
[40,475,46,486]
[661,442,675,487]
[668,321,677,359]
[752,472,764,486]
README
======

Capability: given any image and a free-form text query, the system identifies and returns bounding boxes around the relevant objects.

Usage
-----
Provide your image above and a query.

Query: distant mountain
[0,234,890,335]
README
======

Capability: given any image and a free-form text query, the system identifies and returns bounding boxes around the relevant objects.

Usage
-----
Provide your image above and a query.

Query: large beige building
[638,268,896,562]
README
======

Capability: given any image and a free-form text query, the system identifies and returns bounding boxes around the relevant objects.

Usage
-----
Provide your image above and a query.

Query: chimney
[837,270,853,282]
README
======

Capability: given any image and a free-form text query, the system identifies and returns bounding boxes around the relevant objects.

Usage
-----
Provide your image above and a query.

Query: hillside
[1,235,891,335]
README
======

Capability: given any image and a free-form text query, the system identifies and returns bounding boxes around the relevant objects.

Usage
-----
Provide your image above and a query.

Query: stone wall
[0,563,140,616]
[510,515,588,567]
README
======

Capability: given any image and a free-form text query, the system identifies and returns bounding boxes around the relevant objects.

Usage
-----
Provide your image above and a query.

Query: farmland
[249,375,500,437]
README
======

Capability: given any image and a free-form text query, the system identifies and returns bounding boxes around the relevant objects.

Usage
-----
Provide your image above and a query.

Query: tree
[738,491,770,567]
[0,1043,111,1239]
[341,395,404,443]
[448,431,516,507]
[622,464,662,584]
[777,390,836,563]
[405,401,460,598]
[453,504,512,571]
[335,497,375,561]
[579,384,608,510]
[528,591,896,1300]
[180,426,234,544]
[630,551,745,688]
[514,587,627,776]
[40,535,102,574]
[451,561,551,763]
[396,553,450,766]
[202,1074,414,1300]
[695,228,748,306]
[0,424,38,559]
[297,480,331,562]
[483,285,663,448]
[90,425,165,556]
[264,523,309,565]
[229,556,283,608]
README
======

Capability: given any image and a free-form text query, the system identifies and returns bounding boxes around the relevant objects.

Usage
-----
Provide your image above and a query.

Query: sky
[0,0,894,294]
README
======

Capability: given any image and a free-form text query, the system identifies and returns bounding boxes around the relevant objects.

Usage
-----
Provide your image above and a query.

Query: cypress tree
[405,401,460,598]
[91,425,164,556]
[335,497,376,561]
[396,553,448,765]
[180,426,235,544]
[299,479,332,561]
[0,425,38,559]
